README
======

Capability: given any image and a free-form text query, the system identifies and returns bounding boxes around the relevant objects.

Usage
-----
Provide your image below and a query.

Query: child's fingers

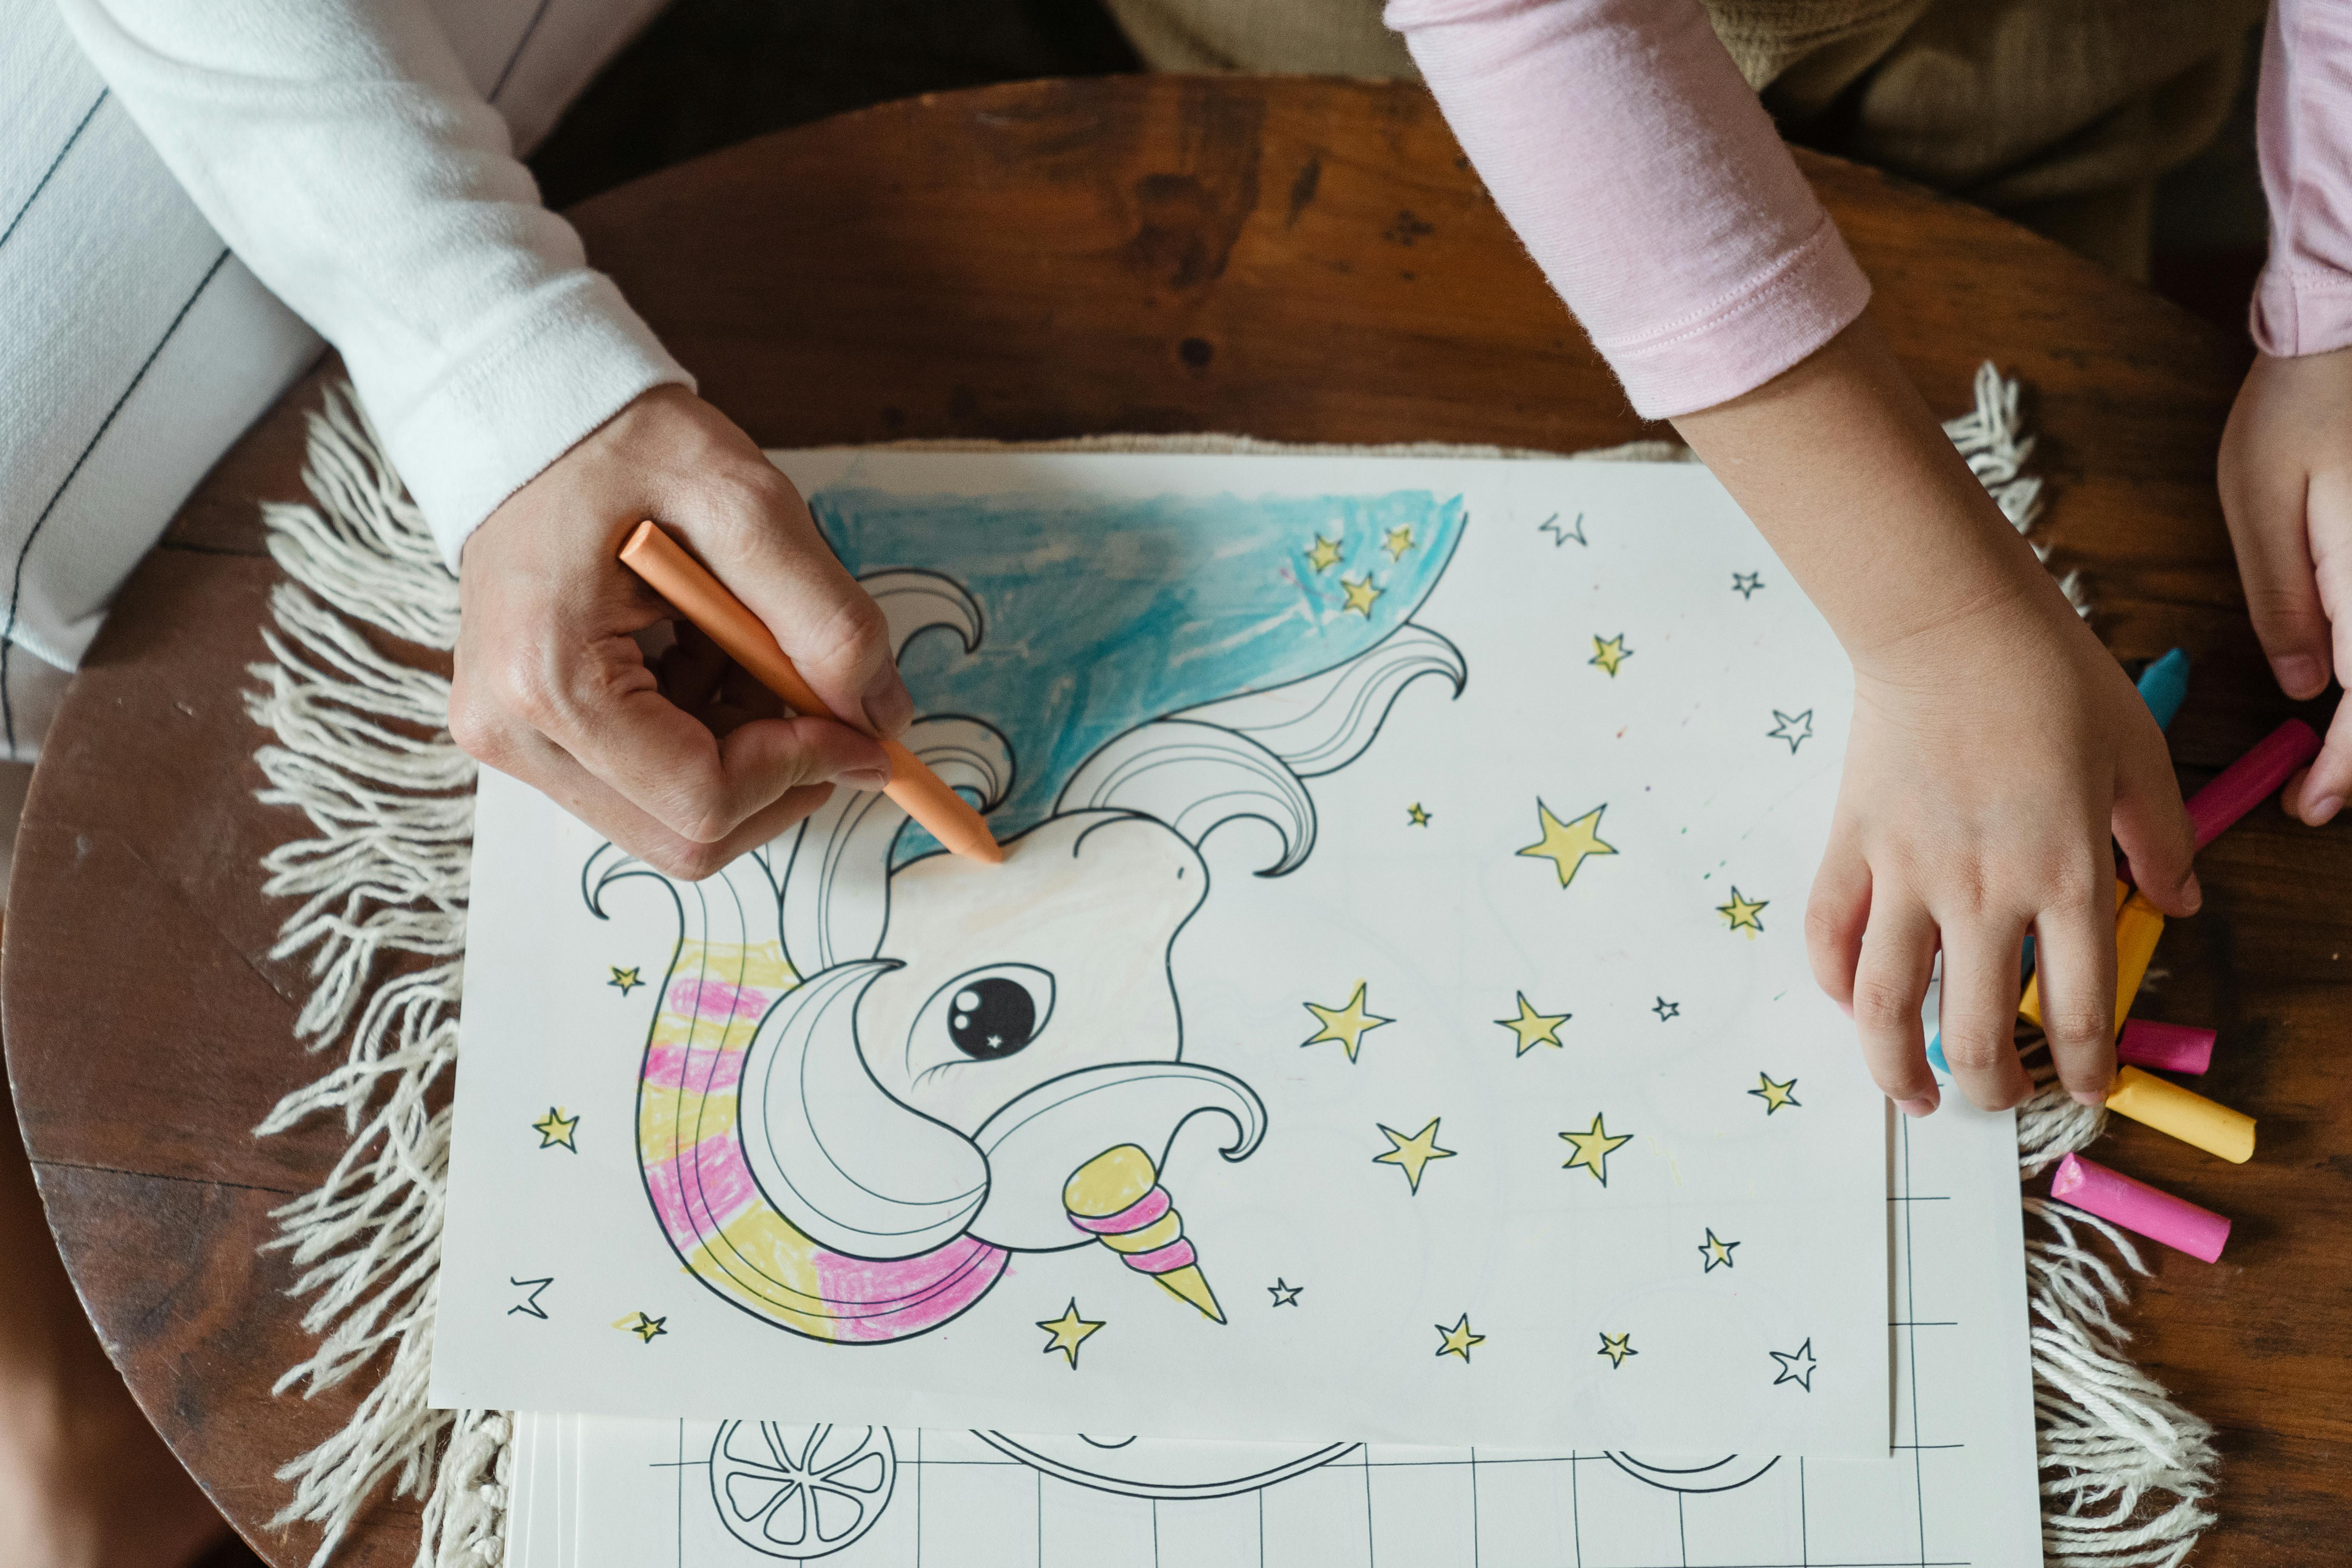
[1804,829,1871,1012]
[2281,696,2352,826]
[1934,916,2033,1112]
[2289,487,2352,824]
[1849,890,1939,1113]
[2110,730,2200,918]
[2027,890,2120,1105]
[2217,434,2331,700]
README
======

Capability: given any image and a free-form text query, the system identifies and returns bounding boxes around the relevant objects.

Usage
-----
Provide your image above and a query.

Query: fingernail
[1835,998,1854,1019]
[837,766,892,792]
[2308,794,2343,826]
[2273,654,2325,696]
[2070,1087,2109,1107]
[1895,1090,1939,1117]
[2179,869,2202,913]
[862,672,915,738]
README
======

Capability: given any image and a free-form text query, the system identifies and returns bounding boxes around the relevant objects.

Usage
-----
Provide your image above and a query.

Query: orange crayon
[619,520,1002,864]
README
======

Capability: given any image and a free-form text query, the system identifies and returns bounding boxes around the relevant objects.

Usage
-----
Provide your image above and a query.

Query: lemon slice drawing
[708,1422,896,1558]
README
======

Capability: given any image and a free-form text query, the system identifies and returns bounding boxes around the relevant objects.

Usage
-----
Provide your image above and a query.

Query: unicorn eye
[916,965,1056,1062]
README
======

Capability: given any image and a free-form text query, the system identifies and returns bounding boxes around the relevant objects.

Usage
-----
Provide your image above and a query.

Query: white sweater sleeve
[56,0,693,567]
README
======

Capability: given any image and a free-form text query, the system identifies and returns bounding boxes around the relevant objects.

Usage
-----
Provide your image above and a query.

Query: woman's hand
[1674,315,2199,1114]
[451,386,907,879]
[2219,346,2352,824]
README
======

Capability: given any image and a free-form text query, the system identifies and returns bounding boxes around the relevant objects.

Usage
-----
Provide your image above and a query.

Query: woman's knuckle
[1851,978,1915,1031]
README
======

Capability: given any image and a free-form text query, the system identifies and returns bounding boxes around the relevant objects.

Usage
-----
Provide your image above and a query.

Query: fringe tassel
[243,372,2200,1568]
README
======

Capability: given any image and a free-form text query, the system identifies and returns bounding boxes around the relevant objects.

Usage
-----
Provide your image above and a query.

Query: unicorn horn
[1063,1144,1225,1323]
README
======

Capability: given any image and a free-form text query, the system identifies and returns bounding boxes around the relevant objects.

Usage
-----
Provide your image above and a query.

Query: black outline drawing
[1559,1112,1633,1187]
[608,965,643,995]
[1537,511,1588,547]
[1731,571,1765,598]
[506,1277,552,1319]
[1750,1071,1802,1114]
[1372,1117,1457,1194]
[707,1422,895,1559]
[1768,708,1815,754]
[1699,1228,1741,1272]
[582,545,1468,1346]
[1652,996,1681,1022]
[1267,1278,1303,1307]
[1771,1338,1819,1391]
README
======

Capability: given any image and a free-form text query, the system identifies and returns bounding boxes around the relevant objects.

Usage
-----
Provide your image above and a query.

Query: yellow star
[1434,1313,1485,1362]
[1495,992,1570,1056]
[608,965,642,995]
[613,1311,666,1343]
[1406,802,1431,827]
[1589,634,1632,676]
[531,1107,579,1151]
[1717,886,1769,934]
[1597,1331,1637,1368]
[1373,1118,1457,1194]
[1340,575,1382,616]
[1559,1112,1633,1186]
[1301,982,1392,1062]
[1305,534,1343,573]
[1037,1299,1104,1368]
[1516,800,1617,888]
[1749,1072,1800,1114]
[1383,523,1416,560]
[1698,1228,1740,1272]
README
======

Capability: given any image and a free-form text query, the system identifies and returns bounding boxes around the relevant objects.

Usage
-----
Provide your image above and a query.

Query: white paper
[433,453,1886,1455]
[514,1093,2036,1566]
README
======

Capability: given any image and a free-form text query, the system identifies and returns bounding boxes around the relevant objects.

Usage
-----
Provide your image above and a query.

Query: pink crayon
[2116,1019,2216,1076]
[2188,719,2321,850]
[2050,1152,2231,1263]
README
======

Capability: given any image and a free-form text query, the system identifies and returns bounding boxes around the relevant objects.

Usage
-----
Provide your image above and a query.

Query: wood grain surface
[6,77,2341,1567]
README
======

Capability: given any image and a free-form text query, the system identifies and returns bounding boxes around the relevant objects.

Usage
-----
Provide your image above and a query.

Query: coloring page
[432,453,1887,1455]
[515,1085,2036,1567]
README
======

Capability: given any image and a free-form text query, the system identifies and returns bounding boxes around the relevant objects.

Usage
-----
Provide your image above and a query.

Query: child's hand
[2219,346,2352,824]
[1810,598,2200,1114]
[450,386,905,879]
[1674,316,2199,1114]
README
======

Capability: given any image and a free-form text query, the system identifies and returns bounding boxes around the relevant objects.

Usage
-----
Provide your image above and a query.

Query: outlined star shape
[1717,887,1769,934]
[1699,1229,1741,1272]
[506,1277,552,1319]
[1383,524,1416,560]
[1771,1338,1818,1391]
[1268,1279,1303,1308]
[1434,1314,1486,1362]
[1301,982,1392,1062]
[1038,1300,1105,1368]
[1496,992,1570,1055]
[1516,800,1618,888]
[1559,1112,1633,1186]
[1766,709,1814,754]
[1340,575,1383,616]
[1406,802,1431,827]
[1374,1118,1457,1194]
[1732,572,1764,598]
[1750,1072,1801,1113]
[531,1107,579,1151]
[619,1311,666,1343]
[1589,633,1633,676]
[1597,1332,1637,1368]
[1305,534,1343,573]
[1539,512,1588,547]
[1652,997,1680,1022]
[608,966,642,996]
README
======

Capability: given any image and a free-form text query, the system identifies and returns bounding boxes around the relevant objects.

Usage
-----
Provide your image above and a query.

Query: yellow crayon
[2020,881,2160,1036]
[2103,1066,2255,1164]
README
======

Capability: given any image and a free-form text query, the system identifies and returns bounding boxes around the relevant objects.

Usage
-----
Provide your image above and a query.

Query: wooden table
[6,76,2341,1567]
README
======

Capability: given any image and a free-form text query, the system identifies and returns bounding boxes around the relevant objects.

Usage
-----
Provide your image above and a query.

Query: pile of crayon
[1927,648,2319,1265]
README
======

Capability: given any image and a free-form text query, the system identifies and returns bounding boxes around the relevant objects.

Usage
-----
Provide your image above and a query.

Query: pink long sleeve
[1385,0,1869,419]
[2252,0,2352,358]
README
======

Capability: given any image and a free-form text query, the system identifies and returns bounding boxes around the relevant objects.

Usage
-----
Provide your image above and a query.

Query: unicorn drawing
[583,484,1468,1344]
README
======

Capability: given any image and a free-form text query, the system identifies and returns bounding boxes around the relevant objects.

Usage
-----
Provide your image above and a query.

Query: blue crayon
[1926,1033,1949,1076]
[2136,647,2190,732]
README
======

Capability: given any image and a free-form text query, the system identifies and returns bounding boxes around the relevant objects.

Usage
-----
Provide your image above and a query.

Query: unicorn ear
[737,959,992,1261]
[777,715,1014,973]
[1054,719,1315,875]
[1178,624,1465,776]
